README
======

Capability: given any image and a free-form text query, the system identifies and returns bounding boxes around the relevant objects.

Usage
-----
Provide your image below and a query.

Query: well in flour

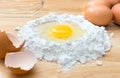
[18,13,111,71]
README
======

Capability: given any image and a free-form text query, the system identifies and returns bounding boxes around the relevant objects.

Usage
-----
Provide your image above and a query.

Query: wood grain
[0,0,120,78]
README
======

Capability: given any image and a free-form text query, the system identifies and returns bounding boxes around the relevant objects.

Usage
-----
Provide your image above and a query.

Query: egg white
[35,22,85,43]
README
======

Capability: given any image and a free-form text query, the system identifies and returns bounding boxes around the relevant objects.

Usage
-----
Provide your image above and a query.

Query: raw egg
[0,31,24,59]
[5,51,37,74]
[84,5,113,26]
[112,3,120,25]
[49,24,72,39]
[35,22,84,43]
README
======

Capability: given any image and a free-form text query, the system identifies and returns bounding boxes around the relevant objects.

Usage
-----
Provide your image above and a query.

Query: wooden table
[0,0,120,78]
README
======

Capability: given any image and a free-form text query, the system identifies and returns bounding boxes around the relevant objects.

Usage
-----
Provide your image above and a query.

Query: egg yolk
[49,25,73,39]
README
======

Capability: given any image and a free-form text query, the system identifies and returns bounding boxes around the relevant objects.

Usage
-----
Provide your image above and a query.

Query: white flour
[18,13,111,71]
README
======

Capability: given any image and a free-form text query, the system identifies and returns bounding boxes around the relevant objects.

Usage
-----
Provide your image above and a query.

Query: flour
[18,13,111,71]
[96,60,103,66]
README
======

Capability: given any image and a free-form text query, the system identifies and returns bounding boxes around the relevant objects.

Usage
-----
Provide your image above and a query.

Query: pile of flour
[18,13,111,71]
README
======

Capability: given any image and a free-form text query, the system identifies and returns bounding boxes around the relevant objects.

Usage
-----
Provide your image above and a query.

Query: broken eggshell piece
[0,31,25,59]
[5,51,37,74]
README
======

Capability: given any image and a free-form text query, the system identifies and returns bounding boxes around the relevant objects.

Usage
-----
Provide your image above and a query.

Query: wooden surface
[0,0,120,78]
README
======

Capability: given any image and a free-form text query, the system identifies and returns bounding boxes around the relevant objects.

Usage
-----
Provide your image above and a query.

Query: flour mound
[18,13,111,71]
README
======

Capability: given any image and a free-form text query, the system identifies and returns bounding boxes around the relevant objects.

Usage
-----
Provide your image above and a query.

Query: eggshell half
[0,31,25,59]
[5,51,37,74]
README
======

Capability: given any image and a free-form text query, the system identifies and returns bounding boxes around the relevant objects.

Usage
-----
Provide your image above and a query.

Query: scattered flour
[18,13,111,71]
[96,60,103,66]
[14,26,21,31]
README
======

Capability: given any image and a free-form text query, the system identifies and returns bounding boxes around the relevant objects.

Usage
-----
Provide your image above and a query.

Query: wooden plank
[0,0,120,78]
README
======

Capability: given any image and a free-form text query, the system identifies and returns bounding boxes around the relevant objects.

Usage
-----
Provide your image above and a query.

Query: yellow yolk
[49,25,73,39]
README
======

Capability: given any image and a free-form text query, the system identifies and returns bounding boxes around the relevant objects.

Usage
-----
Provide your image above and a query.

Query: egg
[49,24,72,39]
[35,22,85,43]
[106,0,120,6]
[0,31,25,59]
[84,5,113,26]
[84,0,111,10]
[5,51,37,74]
[111,3,120,25]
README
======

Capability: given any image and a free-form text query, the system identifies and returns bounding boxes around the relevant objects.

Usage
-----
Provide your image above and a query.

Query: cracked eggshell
[5,51,37,74]
[0,31,25,59]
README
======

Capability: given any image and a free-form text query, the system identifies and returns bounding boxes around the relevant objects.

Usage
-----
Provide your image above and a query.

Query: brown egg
[84,5,113,26]
[111,3,120,25]
[5,51,37,74]
[0,31,25,59]
[84,0,111,10]
[106,0,120,6]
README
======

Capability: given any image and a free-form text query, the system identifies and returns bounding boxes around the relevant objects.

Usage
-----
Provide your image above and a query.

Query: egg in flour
[35,22,85,43]
[18,13,111,71]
